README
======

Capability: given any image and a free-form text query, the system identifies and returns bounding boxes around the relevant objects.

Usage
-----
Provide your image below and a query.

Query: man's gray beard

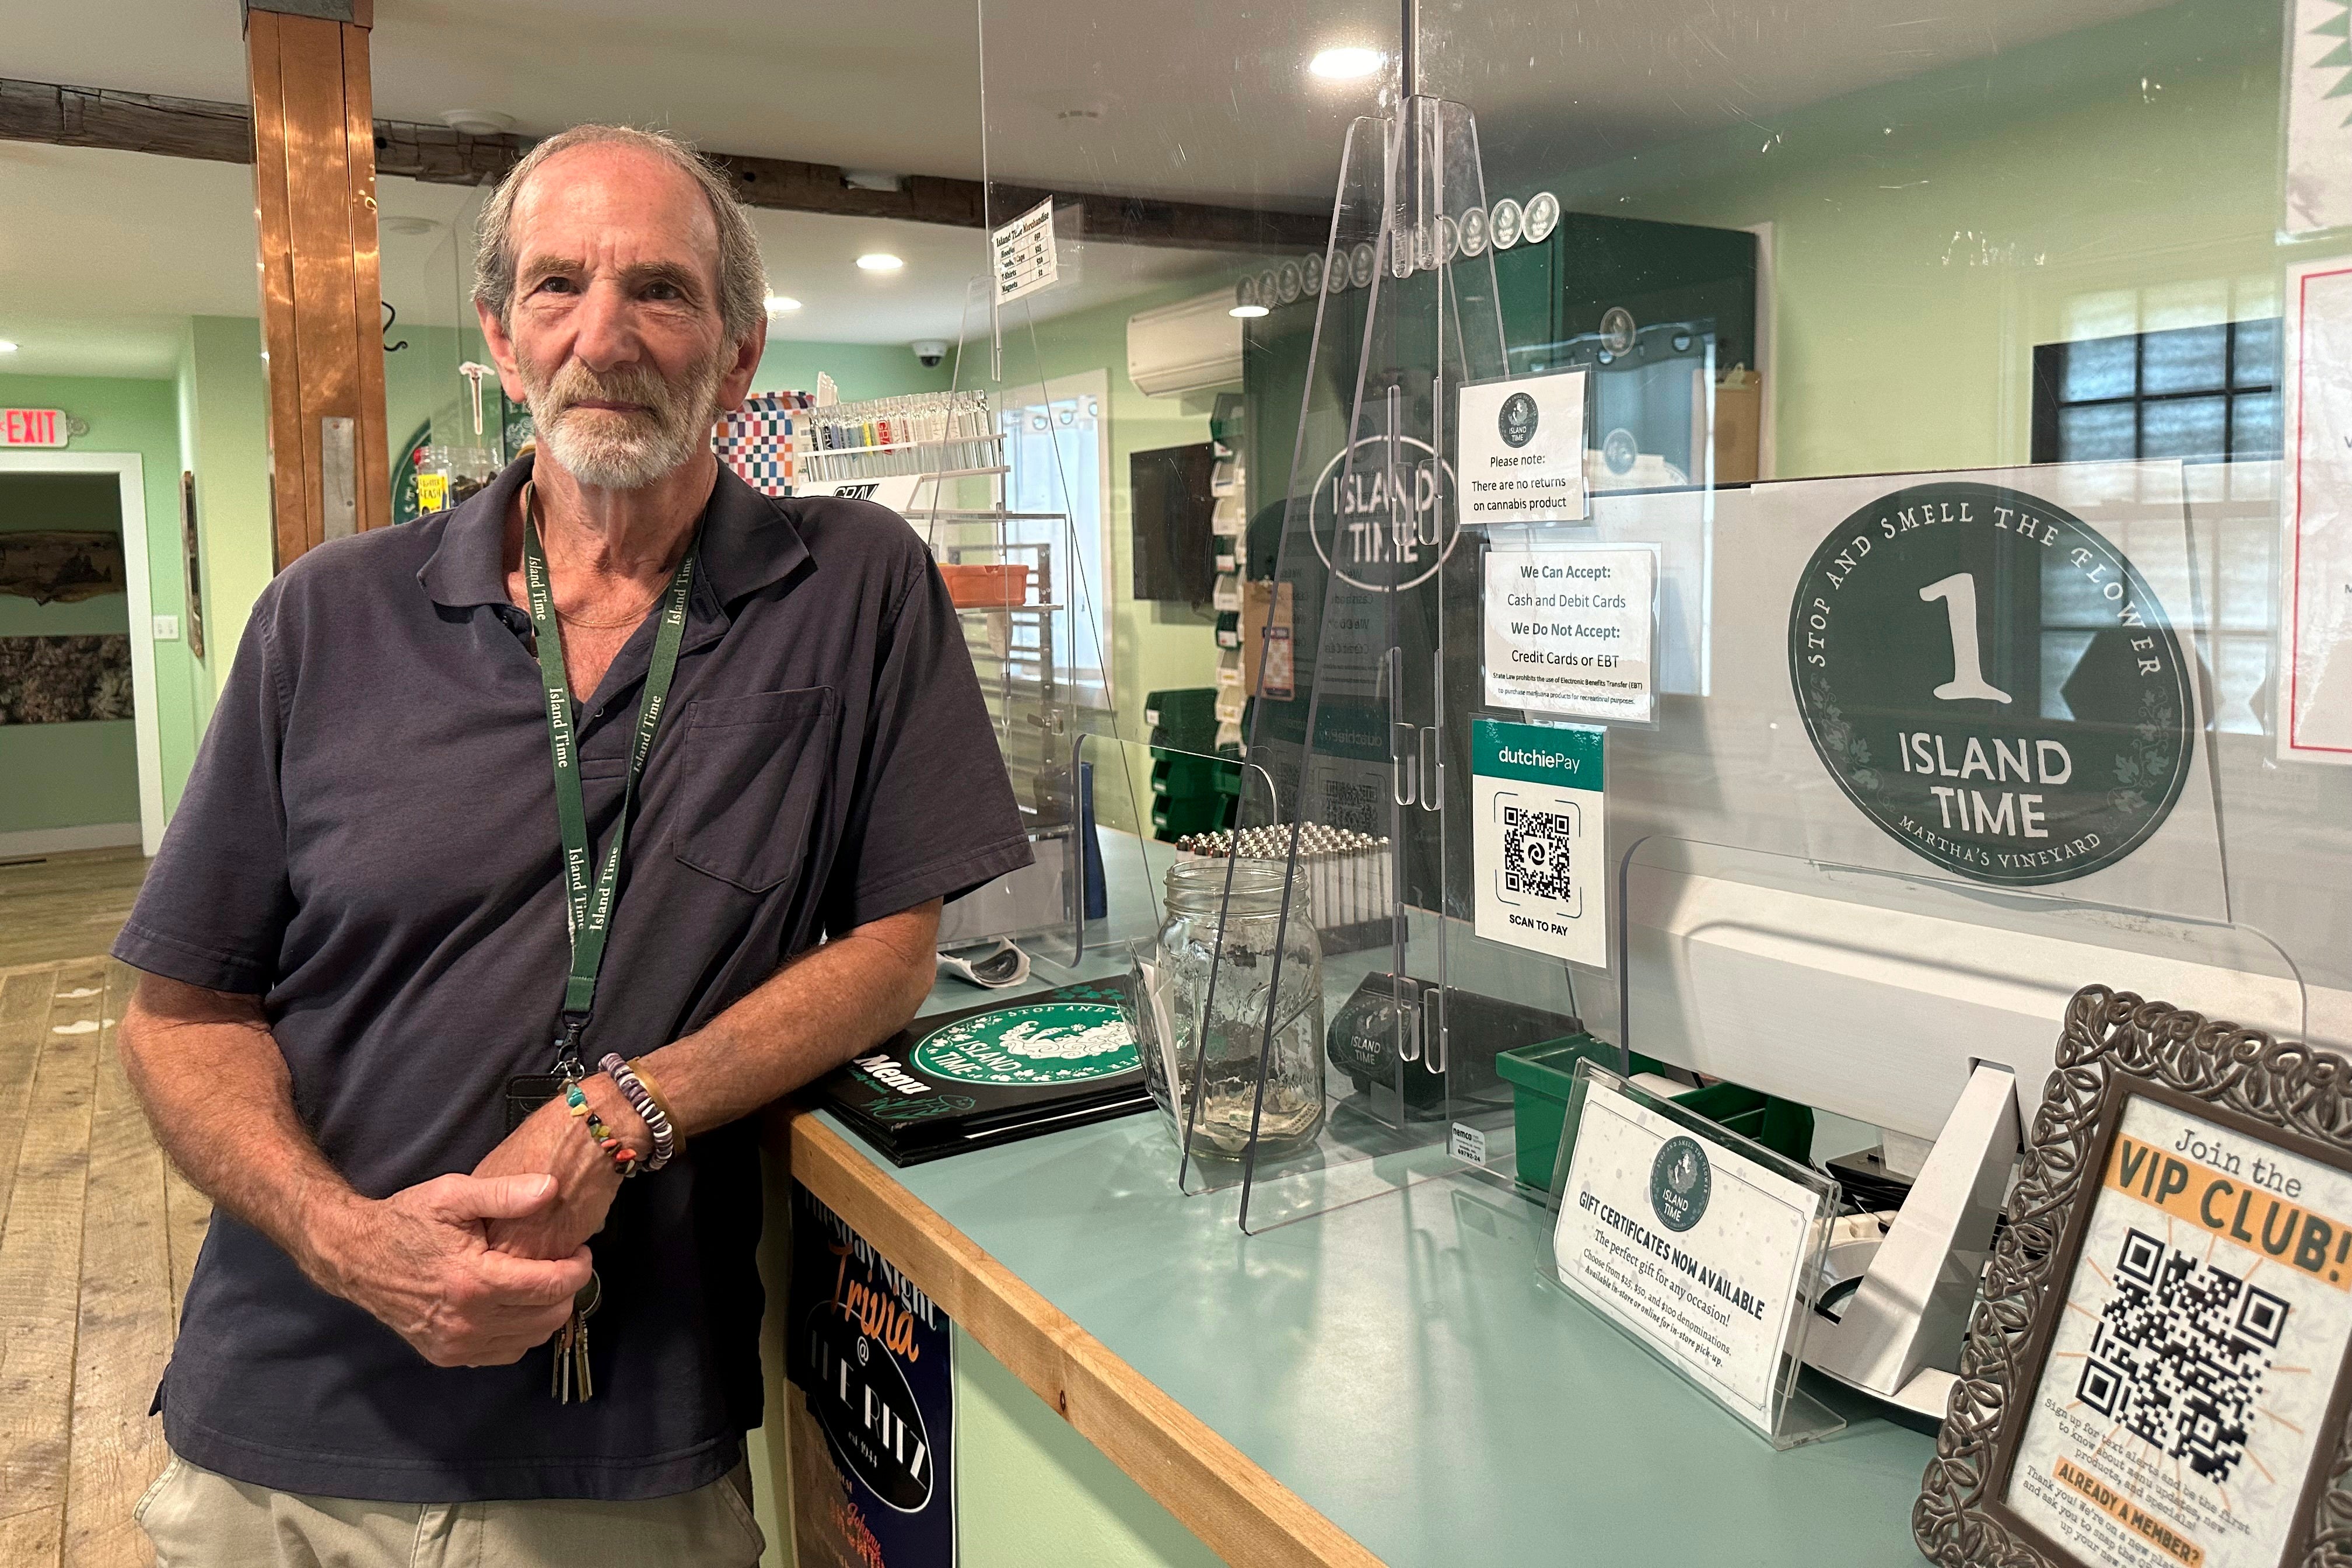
[520,351,726,491]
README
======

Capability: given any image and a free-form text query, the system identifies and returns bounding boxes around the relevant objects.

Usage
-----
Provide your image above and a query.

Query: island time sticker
[1786,480,2194,887]
[908,1002,1139,1088]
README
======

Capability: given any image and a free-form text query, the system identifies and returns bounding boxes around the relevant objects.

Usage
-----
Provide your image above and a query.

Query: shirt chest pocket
[672,687,839,893]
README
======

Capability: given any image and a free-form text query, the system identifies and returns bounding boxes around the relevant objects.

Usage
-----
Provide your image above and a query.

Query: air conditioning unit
[1126,290,1243,397]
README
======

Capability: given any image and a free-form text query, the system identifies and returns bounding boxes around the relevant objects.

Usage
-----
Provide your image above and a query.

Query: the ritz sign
[1,409,68,447]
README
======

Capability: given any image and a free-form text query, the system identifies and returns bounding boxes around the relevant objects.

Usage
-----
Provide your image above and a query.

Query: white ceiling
[0,142,1236,377]
[0,0,2190,378]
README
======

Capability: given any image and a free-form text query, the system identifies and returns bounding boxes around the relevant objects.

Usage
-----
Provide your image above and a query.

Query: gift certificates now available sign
[1787,480,2194,887]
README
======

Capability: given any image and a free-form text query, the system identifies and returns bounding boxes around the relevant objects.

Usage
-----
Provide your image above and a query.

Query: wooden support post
[246,1,388,566]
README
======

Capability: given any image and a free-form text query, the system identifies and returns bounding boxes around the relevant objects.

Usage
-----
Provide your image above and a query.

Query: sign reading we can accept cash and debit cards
[1552,1076,1824,1436]
[1483,544,1657,723]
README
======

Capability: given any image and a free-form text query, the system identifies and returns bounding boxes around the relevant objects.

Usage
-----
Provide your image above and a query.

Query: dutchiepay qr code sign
[1472,717,1606,969]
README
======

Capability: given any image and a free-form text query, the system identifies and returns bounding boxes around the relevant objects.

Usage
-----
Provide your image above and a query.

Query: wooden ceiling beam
[0,75,1322,252]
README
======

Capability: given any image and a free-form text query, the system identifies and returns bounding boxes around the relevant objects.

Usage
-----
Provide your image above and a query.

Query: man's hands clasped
[299,1074,652,1369]
[304,1173,592,1368]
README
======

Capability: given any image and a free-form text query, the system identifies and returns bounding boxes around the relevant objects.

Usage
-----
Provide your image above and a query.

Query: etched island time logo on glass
[1786,480,2195,886]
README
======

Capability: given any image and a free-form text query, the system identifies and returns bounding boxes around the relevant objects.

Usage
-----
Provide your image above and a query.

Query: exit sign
[1,409,66,447]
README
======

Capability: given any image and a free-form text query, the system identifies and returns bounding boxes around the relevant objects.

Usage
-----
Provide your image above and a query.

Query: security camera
[912,339,949,369]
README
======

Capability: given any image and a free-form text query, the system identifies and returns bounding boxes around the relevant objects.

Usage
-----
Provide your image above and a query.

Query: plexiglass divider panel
[974,0,2352,1241]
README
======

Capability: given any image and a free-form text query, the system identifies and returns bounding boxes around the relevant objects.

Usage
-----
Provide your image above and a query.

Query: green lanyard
[520,482,698,1070]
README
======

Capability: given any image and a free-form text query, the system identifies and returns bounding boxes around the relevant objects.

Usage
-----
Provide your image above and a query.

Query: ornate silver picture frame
[1916,986,2352,1568]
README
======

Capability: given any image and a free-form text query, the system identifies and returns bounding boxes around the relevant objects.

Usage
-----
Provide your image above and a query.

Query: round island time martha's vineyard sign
[908,1002,1138,1088]
[1787,480,2194,887]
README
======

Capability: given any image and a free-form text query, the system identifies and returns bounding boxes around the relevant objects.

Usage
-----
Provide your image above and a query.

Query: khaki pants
[135,1452,766,1567]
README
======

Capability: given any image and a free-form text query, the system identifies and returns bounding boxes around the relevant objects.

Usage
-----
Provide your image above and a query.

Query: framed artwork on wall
[180,470,204,661]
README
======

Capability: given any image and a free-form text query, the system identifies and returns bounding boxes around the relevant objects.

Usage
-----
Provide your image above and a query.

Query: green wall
[178,317,274,740]
[0,473,140,835]
[753,338,956,401]
[970,279,1236,748]
[953,1326,1225,1567]
[1568,0,2281,481]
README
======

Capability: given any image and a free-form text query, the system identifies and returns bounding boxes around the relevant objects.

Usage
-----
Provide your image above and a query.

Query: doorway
[0,451,160,858]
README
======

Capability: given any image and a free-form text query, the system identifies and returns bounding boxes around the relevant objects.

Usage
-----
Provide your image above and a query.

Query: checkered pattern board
[711,390,814,496]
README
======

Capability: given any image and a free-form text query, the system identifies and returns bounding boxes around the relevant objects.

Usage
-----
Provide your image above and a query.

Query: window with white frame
[999,369,1113,708]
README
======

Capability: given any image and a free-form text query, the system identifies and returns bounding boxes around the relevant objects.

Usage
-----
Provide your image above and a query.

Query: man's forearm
[118,979,359,1286]
[634,900,941,1138]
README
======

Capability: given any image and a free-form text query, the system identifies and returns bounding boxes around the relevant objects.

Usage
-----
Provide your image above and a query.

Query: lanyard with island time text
[520,481,698,1073]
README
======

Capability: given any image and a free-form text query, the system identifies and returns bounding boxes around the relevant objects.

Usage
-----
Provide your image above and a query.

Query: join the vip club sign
[1786,478,2196,888]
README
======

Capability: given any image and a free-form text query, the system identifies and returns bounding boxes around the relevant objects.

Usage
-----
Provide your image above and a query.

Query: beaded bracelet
[600,1054,676,1171]
[564,1073,640,1178]
[625,1058,680,1142]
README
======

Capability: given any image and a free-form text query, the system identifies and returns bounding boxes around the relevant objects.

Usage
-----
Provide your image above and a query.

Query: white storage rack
[792,392,1083,939]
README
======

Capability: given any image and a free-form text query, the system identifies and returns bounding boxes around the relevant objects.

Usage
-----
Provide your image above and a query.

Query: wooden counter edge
[783,1108,1385,1568]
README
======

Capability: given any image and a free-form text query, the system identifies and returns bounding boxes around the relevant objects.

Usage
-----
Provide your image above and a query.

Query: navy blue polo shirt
[114,456,1030,1502]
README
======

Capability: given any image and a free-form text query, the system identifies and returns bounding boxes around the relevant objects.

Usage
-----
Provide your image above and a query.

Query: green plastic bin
[1495,1035,1814,1191]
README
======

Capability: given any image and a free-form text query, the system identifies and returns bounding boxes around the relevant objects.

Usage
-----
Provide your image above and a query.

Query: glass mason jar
[1146,858,1325,1160]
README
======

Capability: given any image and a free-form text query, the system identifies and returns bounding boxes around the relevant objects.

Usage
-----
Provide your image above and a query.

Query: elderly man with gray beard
[111,125,1030,1565]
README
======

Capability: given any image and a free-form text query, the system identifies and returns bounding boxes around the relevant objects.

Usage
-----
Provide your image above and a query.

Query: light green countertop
[828,953,1940,1566]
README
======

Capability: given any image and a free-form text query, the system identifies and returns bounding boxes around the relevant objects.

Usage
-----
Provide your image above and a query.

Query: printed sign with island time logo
[1472,718,1607,969]
[909,1000,1139,1088]
[787,1182,956,1568]
[1483,543,1657,723]
[1457,368,1590,527]
[2000,1096,2352,1568]
[1552,1072,1829,1435]
[1786,477,2196,887]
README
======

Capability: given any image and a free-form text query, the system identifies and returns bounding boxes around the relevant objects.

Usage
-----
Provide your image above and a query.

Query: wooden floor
[0,852,204,1568]
[0,850,150,971]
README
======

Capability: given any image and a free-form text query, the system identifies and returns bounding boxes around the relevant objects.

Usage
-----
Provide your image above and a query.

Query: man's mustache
[536,364,681,424]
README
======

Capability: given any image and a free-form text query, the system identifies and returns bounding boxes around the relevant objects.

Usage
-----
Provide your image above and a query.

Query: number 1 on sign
[1919,572,2013,704]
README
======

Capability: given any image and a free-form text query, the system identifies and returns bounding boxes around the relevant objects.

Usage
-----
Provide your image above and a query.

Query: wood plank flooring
[0,850,204,1568]
[0,851,148,972]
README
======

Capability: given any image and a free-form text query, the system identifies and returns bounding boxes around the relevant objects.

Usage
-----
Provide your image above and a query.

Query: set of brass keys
[552,1270,601,1403]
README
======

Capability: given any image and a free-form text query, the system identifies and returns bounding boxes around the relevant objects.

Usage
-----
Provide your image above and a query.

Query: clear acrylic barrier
[969,0,2352,1244]
[1615,835,2305,1149]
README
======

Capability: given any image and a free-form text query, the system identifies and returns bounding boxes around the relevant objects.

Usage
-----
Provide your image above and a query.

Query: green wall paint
[178,317,274,740]
[953,1324,1226,1568]
[970,278,1236,750]
[1567,0,2280,481]
[752,338,956,401]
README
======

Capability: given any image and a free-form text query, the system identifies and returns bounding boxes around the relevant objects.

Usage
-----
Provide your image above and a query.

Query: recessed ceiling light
[1309,46,1385,79]
[382,215,440,237]
[765,295,803,313]
[856,253,904,272]
[0,340,18,354]
[439,109,515,136]
[1228,304,1270,319]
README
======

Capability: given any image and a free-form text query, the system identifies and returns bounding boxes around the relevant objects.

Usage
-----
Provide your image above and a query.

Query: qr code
[1502,805,1574,901]
[2077,1227,2290,1483]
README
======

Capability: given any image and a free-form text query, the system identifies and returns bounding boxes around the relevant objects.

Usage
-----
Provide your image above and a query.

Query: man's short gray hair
[473,124,768,346]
